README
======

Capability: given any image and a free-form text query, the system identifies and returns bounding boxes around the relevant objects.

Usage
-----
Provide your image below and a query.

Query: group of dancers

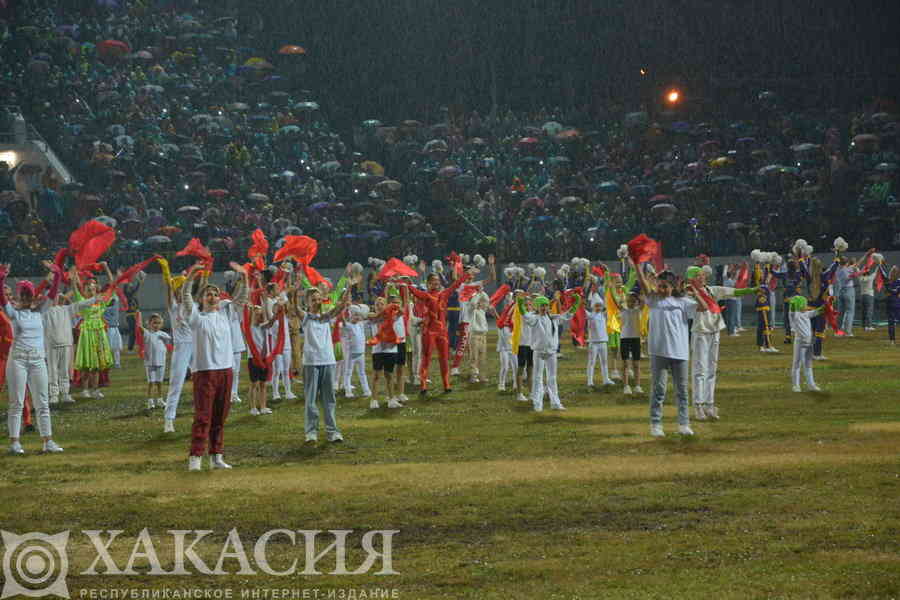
[3,223,897,468]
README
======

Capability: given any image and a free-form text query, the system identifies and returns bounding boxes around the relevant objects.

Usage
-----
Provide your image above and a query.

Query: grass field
[2,330,899,599]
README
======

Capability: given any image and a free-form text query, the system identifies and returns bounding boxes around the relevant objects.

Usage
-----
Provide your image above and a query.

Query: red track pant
[419,330,451,391]
[190,368,233,457]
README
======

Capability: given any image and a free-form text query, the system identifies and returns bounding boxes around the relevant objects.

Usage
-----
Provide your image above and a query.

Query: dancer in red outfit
[405,267,473,395]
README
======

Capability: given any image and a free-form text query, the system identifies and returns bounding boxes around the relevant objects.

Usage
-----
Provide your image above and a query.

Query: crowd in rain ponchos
[0,0,898,275]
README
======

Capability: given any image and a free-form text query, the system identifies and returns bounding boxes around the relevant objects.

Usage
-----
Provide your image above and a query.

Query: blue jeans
[304,365,340,440]
[862,294,874,328]
[649,354,690,426]
[838,287,856,334]
[725,299,740,334]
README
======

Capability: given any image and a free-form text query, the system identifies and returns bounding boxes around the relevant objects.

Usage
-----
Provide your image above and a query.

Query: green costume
[73,290,114,371]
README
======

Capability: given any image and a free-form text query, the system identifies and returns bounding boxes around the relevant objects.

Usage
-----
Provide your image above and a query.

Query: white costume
[341,317,371,397]
[142,329,171,382]
[690,285,736,418]
[42,302,77,403]
[789,309,819,390]
[523,308,574,411]
[229,305,245,401]
[164,297,194,421]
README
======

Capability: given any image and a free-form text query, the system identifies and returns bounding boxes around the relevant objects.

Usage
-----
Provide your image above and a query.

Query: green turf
[1,330,899,598]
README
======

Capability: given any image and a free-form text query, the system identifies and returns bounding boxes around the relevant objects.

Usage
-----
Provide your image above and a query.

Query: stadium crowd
[0,0,898,276]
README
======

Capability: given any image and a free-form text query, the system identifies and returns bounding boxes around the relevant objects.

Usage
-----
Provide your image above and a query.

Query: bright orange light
[640,68,646,76]
[666,90,680,103]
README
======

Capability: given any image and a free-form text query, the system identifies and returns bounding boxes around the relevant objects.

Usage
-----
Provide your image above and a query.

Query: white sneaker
[63,395,75,404]
[42,439,64,453]
[387,398,403,409]
[231,395,242,404]
[49,396,60,405]
[271,392,282,401]
[188,456,202,471]
[210,454,232,469]
[81,389,93,399]
[627,368,634,378]
[623,385,633,395]
[451,367,460,376]
[706,405,720,420]
[768,347,780,353]
[678,424,694,436]
[808,384,821,392]
[260,407,273,414]
[730,332,740,337]
[399,394,409,403]
[249,408,260,416]
[369,399,379,409]
[305,435,317,444]
[94,389,105,399]
[155,398,165,408]
[694,405,707,421]
[9,441,24,455]
[551,404,567,411]
[611,370,622,380]
[498,384,506,392]
[285,392,298,400]
[633,386,644,394]
[146,399,155,410]
[792,385,802,393]
[813,355,826,361]
[163,419,175,433]
[517,393,530,403]
[328,434,344,443]
[650,424,665,437]
[469,375,478,384]
[602,379,615,386]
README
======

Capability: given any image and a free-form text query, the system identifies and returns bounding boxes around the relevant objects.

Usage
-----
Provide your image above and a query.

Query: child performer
[162,272,194,433]
[686,266,759,420]
[139,312,171,410]
[298,286,350,443]
[788,296,824,392]
[246,304,275,416]
[633,261,705,437]
[619,292,644,395]
[495,299,516,392]
[43,289,77,405]
[341,304,371,399]
[518,291,580,411]
[389,287,411,402]
[367,296,403,409]
[181,262,248,471]
[466,289,490,383]
[585,290,613,388]
[514,294,534,403]
[605,269,636,379]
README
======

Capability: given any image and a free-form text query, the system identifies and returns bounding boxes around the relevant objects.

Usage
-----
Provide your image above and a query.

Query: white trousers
[531,351,561,411]
[691,331,720,408]
[108,326,122,367]
[6,349,51,438]
[498,350,516,387]
[791,343,816,387]
[232,351,242,396]
[164,342,193,421]
[343,353,371,397]
[272,350,293,395]
[586,341,609,386]
[46,345,72,402]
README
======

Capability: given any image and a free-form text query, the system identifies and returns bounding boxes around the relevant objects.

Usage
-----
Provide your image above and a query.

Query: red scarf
[242,306,287,379]
[690,282,722,313]
[367,304,401,346]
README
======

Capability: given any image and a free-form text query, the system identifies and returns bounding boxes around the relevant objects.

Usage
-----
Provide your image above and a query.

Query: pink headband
[16,280,35,297]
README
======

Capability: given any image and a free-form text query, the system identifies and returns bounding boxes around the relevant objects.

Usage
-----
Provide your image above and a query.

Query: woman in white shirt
[633,260,705,437]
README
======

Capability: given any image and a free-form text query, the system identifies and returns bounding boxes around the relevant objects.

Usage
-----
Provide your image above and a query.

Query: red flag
[446,251,464,278]
[115,255,159,286]
[489,284,510,307]
[735,263,750,288]
[563,288,586,346]
[273,235,318,263]
[591,265,607,278]
[176,238,213,270]
[301,263,329,288]
[377,257,418,280]
[0,311,12,388]
[496,302,515,329]
[242,306,286,377]
[458,284,481,303]
[876,269,885,292]
[690,282,722,313]
[69,220,116,269]
[627,234,664,272]
[824,297,843,335]
[248,228,269,260]
[135,317,145,359]
[367,304,401,346]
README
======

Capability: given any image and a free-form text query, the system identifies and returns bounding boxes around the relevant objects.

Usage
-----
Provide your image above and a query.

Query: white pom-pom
[833,237,848,252]
[514,267,526,278]
[702,265,713,277]
[403,255,416,266]
[460,253,470,264]
[503,266,515,280]
[556,267,568,279]
[431,260,444,274]
[528,263,536,272]
[751,249,762,262]
[617,244,629,259]
[805,245,814,256]
[534,266,546,279]
[473,254,486,268]
[773,254,783,265]
[350,262,364,274]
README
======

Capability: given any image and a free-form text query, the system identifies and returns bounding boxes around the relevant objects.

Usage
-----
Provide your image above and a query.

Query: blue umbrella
[363,230,389,239]
[598,181,620,193]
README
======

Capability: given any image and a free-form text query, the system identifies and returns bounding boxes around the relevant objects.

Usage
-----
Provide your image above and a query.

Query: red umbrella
[207,189,229,198]
[518,137,539,145]
[555,129,580,141]
[97,39,131,58]
[278,45,306,55]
